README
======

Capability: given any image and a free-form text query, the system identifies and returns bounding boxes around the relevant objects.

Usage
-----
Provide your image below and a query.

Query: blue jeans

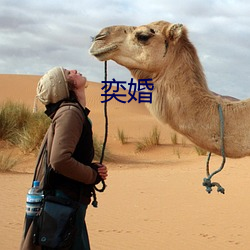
[55,190,90,250]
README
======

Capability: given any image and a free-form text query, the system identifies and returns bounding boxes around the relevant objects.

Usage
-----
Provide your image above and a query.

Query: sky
[1,0,250,99]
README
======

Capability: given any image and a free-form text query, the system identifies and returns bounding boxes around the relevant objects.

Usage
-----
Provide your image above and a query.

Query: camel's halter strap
[91,61,108,207]
[202,104,226,194]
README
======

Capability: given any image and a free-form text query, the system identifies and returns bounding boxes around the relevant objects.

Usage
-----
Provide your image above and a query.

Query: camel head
[89,21,187,79]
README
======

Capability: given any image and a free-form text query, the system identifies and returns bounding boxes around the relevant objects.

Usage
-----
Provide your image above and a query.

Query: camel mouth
[89,44,118,59]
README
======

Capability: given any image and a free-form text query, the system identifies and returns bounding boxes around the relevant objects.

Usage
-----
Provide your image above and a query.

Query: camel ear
[167,23,184,43]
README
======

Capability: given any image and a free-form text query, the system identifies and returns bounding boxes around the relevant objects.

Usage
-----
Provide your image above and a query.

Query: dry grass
[0,101,30,143]
[93,135,111,162]
[0,152,18,172]
[195,146,207,156]
[17,112,50,153]
[117,128,128,144]
[0,101,50,153]
[136,126,160,152]
[171,133,178,145]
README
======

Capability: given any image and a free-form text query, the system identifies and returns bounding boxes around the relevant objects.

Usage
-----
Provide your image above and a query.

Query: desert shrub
[117,128,128,144]
[171,133,178,145]
[18,111,50,152]
[195,146,207,156]
[136,126,161,152]
[93,135,111,161]
[173,146,181,159]
[0,152,18,172]
[0,101,31,143]
[0,101,50,152]
[136,137,152,152]
[151,126,160,145]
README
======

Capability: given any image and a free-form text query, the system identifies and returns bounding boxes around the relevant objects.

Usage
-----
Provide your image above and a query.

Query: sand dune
[1,74,250,250]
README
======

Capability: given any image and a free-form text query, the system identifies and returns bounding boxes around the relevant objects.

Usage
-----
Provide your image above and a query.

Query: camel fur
[89,21,250,158]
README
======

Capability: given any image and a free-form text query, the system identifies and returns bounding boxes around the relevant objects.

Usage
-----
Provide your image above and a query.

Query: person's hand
[96,163,108,180]
[90,163,108,184]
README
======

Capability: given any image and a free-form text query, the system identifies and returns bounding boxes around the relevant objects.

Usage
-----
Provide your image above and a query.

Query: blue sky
[1,0,250,99]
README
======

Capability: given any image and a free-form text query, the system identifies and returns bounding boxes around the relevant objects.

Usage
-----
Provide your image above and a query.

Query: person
[22,66,108,250]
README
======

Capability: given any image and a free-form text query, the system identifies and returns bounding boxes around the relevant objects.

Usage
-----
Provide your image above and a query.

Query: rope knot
[202,178,213,194]
[202,177,225,194]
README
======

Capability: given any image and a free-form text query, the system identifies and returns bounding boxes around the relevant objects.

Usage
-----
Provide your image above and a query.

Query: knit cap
[36,67,70,105]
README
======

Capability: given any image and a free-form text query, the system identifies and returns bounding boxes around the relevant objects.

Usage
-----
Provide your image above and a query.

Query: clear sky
[1,0,250,99]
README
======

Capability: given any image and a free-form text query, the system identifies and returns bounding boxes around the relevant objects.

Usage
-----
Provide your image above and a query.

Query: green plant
[136,137,151,152]
[117,128,128,144]
[195,146,207,156]
[151,126,160,145]
[18,112,50,153]
[136,126,161,152]
[171,133,178,145]
[93,135,111,161]
[173,146,181,159]
[0,101,50,152]
[0,101,30,143]
[0,152,18,172]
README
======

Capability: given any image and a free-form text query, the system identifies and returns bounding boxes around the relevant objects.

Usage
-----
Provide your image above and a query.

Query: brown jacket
[49,103,96,180]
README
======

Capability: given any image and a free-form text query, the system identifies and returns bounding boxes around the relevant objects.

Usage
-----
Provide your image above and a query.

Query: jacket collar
[45,100,90,119]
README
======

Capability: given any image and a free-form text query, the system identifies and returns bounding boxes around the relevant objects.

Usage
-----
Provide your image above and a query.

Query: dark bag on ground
[33,195,79,249]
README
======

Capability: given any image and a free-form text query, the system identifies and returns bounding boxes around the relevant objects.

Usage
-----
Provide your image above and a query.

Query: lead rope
[202,104,226,194]
[92,61,108,207]
[99,60,108,165]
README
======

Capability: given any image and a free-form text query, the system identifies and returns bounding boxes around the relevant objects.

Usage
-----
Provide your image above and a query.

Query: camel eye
[136,33,151,42]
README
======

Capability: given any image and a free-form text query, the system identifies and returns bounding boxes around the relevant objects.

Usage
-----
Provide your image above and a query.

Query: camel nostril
[94,32,109,41]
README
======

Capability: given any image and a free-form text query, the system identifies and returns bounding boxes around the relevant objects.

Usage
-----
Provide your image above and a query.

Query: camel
[89,21,250,159]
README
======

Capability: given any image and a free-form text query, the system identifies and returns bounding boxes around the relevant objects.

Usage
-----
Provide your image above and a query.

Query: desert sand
[1,74,250,250]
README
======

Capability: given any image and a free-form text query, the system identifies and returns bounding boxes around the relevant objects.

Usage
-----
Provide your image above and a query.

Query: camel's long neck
[127,39,250,158]
[131,48,224,155]
[150,75,216,130]
[150,73,223,154]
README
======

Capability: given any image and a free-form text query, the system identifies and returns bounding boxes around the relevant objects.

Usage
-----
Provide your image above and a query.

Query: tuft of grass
[117,128,128,144]
[0,101,50,153]
[0,152,18,172]
[0,101,31,143]
[171,133,178,145]
[136,138,151,152]
[136,126,160,152]
[173,147,181,159]
[18,112,50,153]
[93,135,111,162]
[195,146,207,156]
[151,126,160,145]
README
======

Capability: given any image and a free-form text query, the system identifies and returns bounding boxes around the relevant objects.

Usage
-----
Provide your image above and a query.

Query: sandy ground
[1,74,250,250]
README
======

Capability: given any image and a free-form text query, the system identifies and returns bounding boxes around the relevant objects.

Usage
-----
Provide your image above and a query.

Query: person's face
[64,69,88,89]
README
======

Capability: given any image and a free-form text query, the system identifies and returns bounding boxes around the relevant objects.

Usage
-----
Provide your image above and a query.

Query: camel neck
[130,43,250,158]
[146,74,224,155]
